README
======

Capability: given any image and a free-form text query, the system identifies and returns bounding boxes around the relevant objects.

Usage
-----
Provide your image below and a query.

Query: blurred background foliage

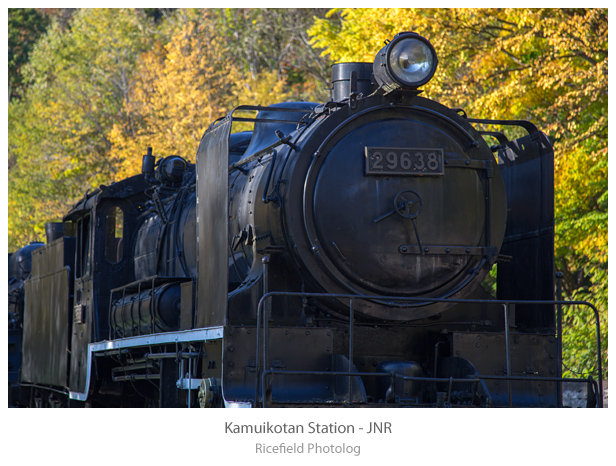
[8,8,607,378]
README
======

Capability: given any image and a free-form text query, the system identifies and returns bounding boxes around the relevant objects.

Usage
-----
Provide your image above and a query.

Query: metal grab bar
[254,290,603,408]
[259,370,600,408]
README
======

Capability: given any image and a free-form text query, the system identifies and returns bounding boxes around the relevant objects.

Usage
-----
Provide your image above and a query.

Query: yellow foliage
[110,11,298,179]
[110,13,241,178]
[232,69,292,107]
[310,9,607,141]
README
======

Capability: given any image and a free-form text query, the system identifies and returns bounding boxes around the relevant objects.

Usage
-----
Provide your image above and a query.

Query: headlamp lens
[389,38,435,86]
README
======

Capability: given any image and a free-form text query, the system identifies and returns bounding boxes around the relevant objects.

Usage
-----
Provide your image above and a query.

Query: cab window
[104,206,124,263]
[76,215,91,278]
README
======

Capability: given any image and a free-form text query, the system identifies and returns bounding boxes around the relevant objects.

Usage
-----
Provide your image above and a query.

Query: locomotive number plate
[365,147,444,176]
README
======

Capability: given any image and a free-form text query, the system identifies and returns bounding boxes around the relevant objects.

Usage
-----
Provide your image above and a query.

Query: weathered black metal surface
[8,328,22,388]
[376,360,424,403]
[180,281,196,330]
[496,131,555,331]
[133,191,197,280]
[8,244,45,393]
[280,94,507,320]
[159,358,180,407]
[111,282,183,337]
[331,62,375,102]
[68,176,152,393]
[452,332,558,407]
[22,238,75,387]
[435,357,491,406]
[223,326,334,404]
[196,117,232,327]
[8,243,44,282]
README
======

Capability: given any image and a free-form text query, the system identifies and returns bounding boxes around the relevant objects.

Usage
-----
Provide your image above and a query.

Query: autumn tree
[108,10,238,177]
[215,8,332,102]
[8,8,50,102]
[9,8,332,252]
[8,9,157,250]
[108,9,300,178]
[310,8,608,378]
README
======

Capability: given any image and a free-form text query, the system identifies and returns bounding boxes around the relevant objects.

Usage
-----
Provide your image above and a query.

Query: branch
[500,49,527,67]
[485,65,530,80]
[559,51,598,67]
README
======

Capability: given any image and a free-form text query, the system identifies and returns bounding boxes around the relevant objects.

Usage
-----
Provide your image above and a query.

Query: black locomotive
[8,32,603,407]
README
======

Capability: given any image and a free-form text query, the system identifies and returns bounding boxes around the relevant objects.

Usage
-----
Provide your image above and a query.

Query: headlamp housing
[373,32,438,92]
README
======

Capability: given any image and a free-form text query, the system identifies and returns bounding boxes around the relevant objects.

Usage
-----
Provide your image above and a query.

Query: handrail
[259,370,600,408]
[108,275,192,339]
[255,290,603,408]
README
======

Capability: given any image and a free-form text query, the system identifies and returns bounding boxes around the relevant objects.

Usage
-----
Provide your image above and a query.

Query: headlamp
[373,32,438,92]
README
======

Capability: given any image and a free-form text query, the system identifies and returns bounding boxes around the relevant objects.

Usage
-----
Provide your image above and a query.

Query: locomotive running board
[68,327,224,401]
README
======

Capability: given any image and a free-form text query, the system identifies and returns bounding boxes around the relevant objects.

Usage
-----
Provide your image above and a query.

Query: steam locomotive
[8,32,603,407]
